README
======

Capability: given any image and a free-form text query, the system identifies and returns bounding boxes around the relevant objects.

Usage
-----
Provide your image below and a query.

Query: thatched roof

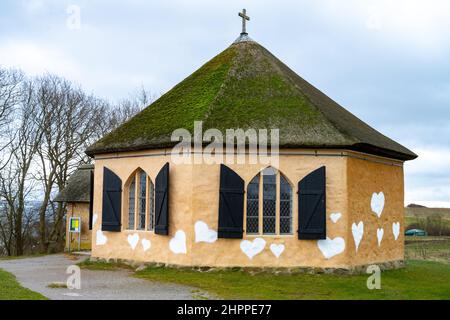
[86,36,417,161]
[53,164,93,203]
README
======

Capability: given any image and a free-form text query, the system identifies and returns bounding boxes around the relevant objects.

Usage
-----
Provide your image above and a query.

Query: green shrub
[408,214,450,236]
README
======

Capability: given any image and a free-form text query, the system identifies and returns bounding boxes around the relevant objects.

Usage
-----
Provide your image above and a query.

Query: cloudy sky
[1,0,449,207]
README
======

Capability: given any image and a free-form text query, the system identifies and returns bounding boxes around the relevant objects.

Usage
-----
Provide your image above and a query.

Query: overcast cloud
[1,0,449,206]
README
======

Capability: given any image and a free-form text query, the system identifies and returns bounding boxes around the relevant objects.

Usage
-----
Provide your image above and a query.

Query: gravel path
[0,254,201,300]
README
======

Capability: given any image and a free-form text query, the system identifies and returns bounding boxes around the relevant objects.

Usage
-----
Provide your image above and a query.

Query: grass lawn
[133,260,450,300]
[0,268,47,300]
[405,236,450,264]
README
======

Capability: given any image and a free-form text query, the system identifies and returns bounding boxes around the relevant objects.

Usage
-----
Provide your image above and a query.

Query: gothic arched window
[245,167,293,235]
[126,169,155,231]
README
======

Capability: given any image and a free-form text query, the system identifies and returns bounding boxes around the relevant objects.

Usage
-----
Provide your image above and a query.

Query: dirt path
[0,254,201,300]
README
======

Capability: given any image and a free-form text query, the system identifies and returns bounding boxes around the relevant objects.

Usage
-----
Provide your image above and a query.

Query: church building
[85,10,416,271]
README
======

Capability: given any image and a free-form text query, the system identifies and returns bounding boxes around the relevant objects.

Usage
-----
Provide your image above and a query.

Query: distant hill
[405,206,450,220]
[407,203,428,208]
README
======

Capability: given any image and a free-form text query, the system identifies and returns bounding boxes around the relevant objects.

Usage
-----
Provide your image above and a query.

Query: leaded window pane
[246,175,259,234]
[128,177,136,229]
[280,175,292,234]
[138,171,147,230]
[148,180,155,231]
[263,169,276,234]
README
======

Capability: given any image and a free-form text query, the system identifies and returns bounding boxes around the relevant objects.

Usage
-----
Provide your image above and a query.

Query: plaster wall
[91,148,404,269]
[189,153,348,268]
[346,157,404,267]
[91,151,193,266]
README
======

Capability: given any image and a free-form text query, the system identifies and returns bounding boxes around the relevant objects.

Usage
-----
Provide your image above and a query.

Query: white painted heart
[194,220,218,243]
[141,239,151,252]
[92,214,98,227]
[270,244,285,258]
[127,233,140,250]
[352,221,364,252]
[169,230,187,254]
[317,237,345,259]
[392,222,400,240]
[377,228,384,247]
[240,238,266,260]
[371,192,385,217]
[96,230,107,246]
[330,213,342,223]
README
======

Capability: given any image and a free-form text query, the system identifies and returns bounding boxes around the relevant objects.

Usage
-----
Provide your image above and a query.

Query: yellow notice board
[69,217,81,233]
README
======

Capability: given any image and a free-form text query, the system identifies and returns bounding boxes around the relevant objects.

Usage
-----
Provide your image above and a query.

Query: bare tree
[0,79,43,256]
[0,67,25,255]
[0,67,24,169]
[101,86,157,134]
[0,67,157,256]
[0,67,23,127]
[34,75,109,252]
[0,174,16,256]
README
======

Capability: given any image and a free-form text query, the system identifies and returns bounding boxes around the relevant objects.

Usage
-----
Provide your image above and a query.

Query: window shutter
[102,167,122,232]
[298,166,326,240]
[155,163,169,235]
[89,170,94,230]
[218,164,244,239]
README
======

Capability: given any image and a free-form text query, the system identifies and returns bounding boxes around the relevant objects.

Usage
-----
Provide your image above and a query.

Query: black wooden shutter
[218,164,245,239]
[102,167,122,232]
[298,166,326,240]
[88,169,94,230]
[155,163,169,235]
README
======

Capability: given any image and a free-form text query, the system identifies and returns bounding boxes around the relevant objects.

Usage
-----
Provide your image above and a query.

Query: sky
[0,0,449,207]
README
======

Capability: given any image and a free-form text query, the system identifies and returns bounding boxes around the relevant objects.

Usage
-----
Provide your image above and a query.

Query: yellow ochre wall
[91,149,404,269]
[346,157,404,267]
[66,202,92,251]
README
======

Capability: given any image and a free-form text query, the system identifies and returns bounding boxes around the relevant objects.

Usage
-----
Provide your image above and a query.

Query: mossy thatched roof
[86,37,416,161]
[54,164,93,203]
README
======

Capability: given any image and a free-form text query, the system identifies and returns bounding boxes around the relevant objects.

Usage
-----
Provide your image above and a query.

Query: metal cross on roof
[238,9,250,35]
